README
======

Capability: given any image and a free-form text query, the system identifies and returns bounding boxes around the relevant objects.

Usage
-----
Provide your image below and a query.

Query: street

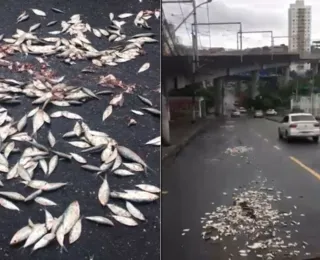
[162,116,320,260]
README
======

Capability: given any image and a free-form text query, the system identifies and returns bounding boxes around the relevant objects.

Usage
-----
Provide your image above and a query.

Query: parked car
[278,113,320,143]
[265,109,277,116]
[239,107,247,114]
[231,109,241,117]
[254,110,264,118]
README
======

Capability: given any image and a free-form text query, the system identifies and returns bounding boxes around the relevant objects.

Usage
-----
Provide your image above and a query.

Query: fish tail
[94,171,102,178]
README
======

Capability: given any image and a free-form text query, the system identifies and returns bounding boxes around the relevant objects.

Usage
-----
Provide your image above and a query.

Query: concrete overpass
[162,48,320,146]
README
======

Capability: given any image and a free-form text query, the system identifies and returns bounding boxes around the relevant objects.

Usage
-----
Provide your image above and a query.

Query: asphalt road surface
[162,117,320,260]
[0,1,160,260]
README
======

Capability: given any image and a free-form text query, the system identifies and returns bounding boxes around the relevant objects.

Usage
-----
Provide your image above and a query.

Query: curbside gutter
[162,119,211,161]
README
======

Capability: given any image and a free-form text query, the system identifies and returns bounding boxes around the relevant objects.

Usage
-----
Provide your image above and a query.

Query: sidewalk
[162,115,215,161]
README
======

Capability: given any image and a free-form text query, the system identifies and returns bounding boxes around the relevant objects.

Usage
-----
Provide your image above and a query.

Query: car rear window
[291,115,315,121]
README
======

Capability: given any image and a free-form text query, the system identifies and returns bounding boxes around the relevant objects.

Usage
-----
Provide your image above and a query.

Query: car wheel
[278,129,283,139]
[313,136,319,143]
[284,131,291,143]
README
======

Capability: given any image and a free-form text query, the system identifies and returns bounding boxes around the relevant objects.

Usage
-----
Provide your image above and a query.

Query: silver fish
[85,216,114,226]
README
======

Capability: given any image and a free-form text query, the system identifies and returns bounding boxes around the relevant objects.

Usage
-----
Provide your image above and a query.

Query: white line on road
[273,145,281,150]
[264,138,269,142]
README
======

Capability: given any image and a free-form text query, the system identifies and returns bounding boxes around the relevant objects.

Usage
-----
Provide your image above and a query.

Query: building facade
[288,0,312,73]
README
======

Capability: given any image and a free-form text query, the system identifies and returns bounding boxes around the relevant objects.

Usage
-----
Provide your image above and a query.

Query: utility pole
[163,0,212,124]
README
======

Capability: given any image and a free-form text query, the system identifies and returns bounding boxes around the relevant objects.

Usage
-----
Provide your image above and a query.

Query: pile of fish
[201,178,310,259]
[0,5,160,256]
[0,8,160,68]
[225,146,253,156]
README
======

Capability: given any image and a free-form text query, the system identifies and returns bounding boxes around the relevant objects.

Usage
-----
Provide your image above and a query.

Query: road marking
[264,138,269,142]
[273,145,281,150]
[290,156,320,181]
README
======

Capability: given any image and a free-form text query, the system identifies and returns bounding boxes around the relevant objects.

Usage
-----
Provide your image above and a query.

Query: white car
[266,109,277,116]
[254,110,264,118]
[231,109,241,117]
[239,107,247,113]
[278,113,320,142]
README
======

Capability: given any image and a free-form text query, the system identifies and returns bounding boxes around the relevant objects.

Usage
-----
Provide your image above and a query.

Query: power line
[206,2,212,48]
[178,2,192,41]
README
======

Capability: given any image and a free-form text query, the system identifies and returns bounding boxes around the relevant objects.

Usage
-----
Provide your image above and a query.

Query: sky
[162,0,320,49]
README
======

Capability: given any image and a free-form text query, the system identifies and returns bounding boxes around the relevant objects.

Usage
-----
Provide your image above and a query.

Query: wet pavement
[0,1,160,260]
[162,116,320,260]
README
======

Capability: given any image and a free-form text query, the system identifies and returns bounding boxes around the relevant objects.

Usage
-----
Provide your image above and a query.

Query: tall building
[288,0,312,72]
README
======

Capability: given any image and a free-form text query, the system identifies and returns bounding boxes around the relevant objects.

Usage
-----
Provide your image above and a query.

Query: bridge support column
[249,71,259,99]
[283,66,290,86]
[213,78,223,115]
[236,81,241,97]
[311,63,319,76]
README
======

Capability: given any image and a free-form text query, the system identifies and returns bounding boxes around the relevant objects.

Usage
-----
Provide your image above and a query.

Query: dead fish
[41,182,68,191]
[0,191,25,201]
[112,215,138,226]
[23,224,47,248]
[110,190,159,203]
[141,107,160,116]
[117,146,147,170]
[145,136,160,146]
[137,62,150,73]
[118,13,134,19]
[98,177,110,206]
[113,169,135,177]
[107,203,131,218]
[51,7,64,13]
[44,209,54,230]
[69,218,82,244]
[47,155,58,176]
[47,131,56,148]
[31,8,46,17]
[85,216,114,226]
[137,95,152,106]
[17,114,27,131]
[68,141,90,149]
[81,164,101,172]
[34,197,57,206]
[10,225,32,245]
[136,184,160,193]
[24,189,42,202]
[126,201,146,221]
[31,233,55,253]
[102,105,112,121]
[70,153,87,164]
[47,21,58,27]
[131,110,144,115]
[0,197,20,211]
[123,162,144,172]
[29,23,41,32]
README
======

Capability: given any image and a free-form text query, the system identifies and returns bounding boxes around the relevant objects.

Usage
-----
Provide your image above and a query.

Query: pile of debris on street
[225,146,253,156]
[201,178,311,259]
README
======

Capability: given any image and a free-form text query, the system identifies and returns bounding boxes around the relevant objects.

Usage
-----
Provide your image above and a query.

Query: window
[282,116,289,123]
[291,115,315,121]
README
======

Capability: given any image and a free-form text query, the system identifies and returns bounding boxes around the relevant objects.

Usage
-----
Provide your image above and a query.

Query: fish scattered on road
[0,4,160,256]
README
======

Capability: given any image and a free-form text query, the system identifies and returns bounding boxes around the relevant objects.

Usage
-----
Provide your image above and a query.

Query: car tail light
[314,123,320,127]
[289,124,297,128]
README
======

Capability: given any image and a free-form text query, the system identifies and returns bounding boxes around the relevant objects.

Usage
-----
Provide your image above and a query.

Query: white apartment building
[288,0,312,73]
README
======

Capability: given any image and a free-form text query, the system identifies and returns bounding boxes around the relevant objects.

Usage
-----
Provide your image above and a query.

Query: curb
[162,120,211,161]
